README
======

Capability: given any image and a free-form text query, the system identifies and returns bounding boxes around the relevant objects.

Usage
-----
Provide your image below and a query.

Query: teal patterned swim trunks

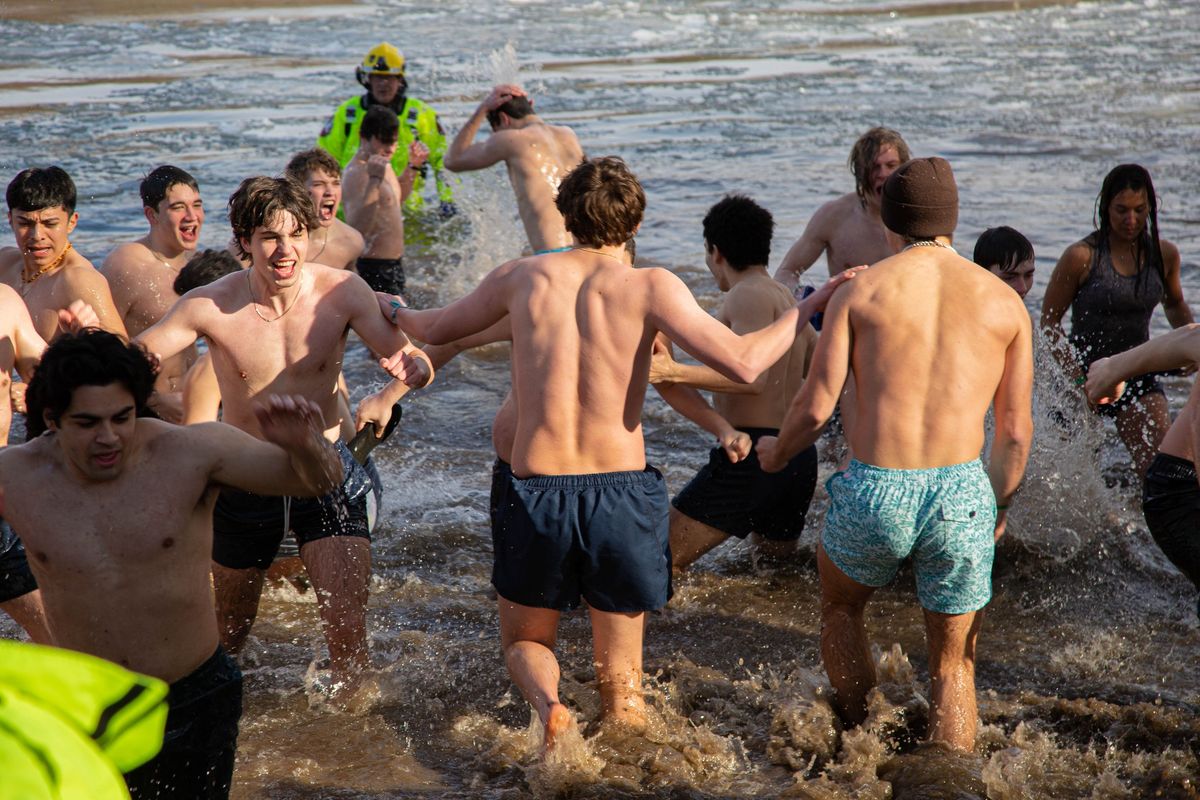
[822,459,996,615]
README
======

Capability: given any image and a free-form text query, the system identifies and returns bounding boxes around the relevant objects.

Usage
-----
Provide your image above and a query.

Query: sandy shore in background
[1,0,352,23]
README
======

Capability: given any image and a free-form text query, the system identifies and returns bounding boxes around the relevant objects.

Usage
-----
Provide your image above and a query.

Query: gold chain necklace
[247,269,302,322]
[310,227,329,262]
[22,242,73,285]
[147,246,179,271]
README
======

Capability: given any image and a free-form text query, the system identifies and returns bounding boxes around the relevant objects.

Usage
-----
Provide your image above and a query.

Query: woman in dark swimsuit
[1041,164,1194,479]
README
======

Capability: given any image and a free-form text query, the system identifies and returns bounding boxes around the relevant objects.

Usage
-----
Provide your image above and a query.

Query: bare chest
[204,306,348,396]
[828,216,893,273]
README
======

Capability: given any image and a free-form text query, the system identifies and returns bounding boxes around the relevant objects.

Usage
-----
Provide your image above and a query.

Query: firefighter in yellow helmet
[317,43,455,217]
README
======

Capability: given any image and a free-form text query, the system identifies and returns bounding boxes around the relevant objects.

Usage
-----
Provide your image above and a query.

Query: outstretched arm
[382,259,517,347]
[651,335,750,462]
[134,294,206,365]
[341,274,434,390]
[772,210,831,291]
[202,394,343,498]
[444,85,522,172]
[1086,324,1200,405]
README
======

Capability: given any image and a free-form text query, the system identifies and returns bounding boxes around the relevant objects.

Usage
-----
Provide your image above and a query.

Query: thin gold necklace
[572,246,625,263]
[310,227,329,262]
[22,242,73,285]
[247,269,303,322]
[147,246,179,271]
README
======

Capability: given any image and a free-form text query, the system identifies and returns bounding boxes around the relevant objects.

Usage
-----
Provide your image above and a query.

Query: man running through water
[1086,324,1200,620]
[0,329,343,798]
[284,150,364,271]
[444,84,584,254]
[381,156,851,753]
[651,195,820,569]
[343,106,429,298]
[774,127,909,288]
[138,176,433,696]
[102,165,206,422]
[757,158,1033,752]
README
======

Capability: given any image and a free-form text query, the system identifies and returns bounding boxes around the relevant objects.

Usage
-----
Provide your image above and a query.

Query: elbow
[443,154,463,172]
[729,361,761,385]
[997,415,1034,457]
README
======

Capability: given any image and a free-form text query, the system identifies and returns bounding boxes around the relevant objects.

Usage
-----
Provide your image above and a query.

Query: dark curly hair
[25,329,157,439]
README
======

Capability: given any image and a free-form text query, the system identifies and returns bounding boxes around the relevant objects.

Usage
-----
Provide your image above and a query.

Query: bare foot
[599,703,648,735]
[543,702,574,756]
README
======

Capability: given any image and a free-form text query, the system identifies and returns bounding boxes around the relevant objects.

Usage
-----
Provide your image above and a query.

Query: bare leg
[589,606,647,730]
[922,608,984,752]
[817,543,876,727]
[1,589,51,644]
[497,596,574,753]
[300,536,371,688]
[1115,392,1170,479]
[211,562,266,653]
[669,507,730,571]
[750,534,797,559]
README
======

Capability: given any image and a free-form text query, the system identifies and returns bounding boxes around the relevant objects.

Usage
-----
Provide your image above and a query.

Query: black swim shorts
[672,428,818,541]
[212,442,378,570]
[125,647,242,800]
[1142,453,1200,615]
[356,256,405,297]
[492,466,671,612]
[0,517,36,604]
[490,458,512,534]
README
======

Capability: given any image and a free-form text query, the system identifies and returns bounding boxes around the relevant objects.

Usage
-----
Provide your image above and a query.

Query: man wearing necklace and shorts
[103,165,206,423]
[757,158,1033,752]
[137,175,433,697]
[444,84,584,254]
[284,150,364,271]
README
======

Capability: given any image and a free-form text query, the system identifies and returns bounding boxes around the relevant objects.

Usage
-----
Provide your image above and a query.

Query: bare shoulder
[805,193,856,232]
[100,241,148,274]
[333,219,364,248]
[1160,238,1181,264]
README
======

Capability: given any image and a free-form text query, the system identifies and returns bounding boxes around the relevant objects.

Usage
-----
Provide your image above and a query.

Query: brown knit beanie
[881,157,958,238]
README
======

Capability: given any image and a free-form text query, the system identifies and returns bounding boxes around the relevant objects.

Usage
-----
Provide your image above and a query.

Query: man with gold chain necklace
[102,165,206,423]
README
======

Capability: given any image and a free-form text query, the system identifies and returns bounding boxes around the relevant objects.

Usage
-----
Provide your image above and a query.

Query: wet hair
[6,166,77,215]
[487,95,535,129]
[849,127,910,206]
[285,149,342,184]
[227,176,319,260]
[703,194,774,271]
[555,157,645,248]
[139,165,199,210]
[360,106,399,143]
[26,329,157,439]
[625,237,636,263]
[1087,163,1164,294]
[174,249,242,295]
[973,226,1034,273]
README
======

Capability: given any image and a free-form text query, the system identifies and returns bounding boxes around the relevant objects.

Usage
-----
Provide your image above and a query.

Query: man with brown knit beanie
[756,157,1034,752]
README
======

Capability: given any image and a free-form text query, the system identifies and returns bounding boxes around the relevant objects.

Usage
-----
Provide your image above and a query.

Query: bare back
[0,421,220,682]
[715,275,816,429]
[508,252,658,476]
[836,249,1030,468]
[501,123,584,252]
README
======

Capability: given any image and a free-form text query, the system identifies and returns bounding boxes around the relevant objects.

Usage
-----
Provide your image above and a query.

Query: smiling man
[774,128,911,288]
[137,175,433,697]
[102,166,206,422]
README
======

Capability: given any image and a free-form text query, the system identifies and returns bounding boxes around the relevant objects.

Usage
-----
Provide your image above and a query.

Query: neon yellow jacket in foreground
[317,94,454,213]
[0,641,168,800]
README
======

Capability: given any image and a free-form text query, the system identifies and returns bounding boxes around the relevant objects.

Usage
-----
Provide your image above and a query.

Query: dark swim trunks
[212,442,378,570]
[1142,453,1200,617]
[490,458,512,534]
[492,466,671,612]
[124,647,242,800]
[0,517,36,604]
[672,428,818,541]
[356,256,405,296]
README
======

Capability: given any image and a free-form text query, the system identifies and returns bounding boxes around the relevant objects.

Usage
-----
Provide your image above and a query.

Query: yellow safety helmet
[356,43,406,87]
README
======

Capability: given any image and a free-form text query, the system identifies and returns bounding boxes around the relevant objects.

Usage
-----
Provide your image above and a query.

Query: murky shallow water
[1,0,1198,797]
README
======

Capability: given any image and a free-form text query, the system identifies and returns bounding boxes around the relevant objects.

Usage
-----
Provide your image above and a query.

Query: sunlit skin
[9,206,76,271]
[241,211,307,293]
[145,183,204,255]
[988,258,1035,299]
[306,168,342,228]
[298,168,364,271]
[46,384,136,483]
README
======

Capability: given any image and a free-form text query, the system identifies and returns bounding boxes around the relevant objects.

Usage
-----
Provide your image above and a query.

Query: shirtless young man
[972,226,1036,299]
[0,287,95,644]
[0,329,342,799]
[342,105,428,297]
[284,149,364,271]
[138,176,433,693]
[651,195,819,569]
[444,84,584,254]
[102,165,206,422]
[0,167,127,344]
[1086,324,1200,619]
[381,157,851,752]
[757,158,1033,752]
[773,127,910,289]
